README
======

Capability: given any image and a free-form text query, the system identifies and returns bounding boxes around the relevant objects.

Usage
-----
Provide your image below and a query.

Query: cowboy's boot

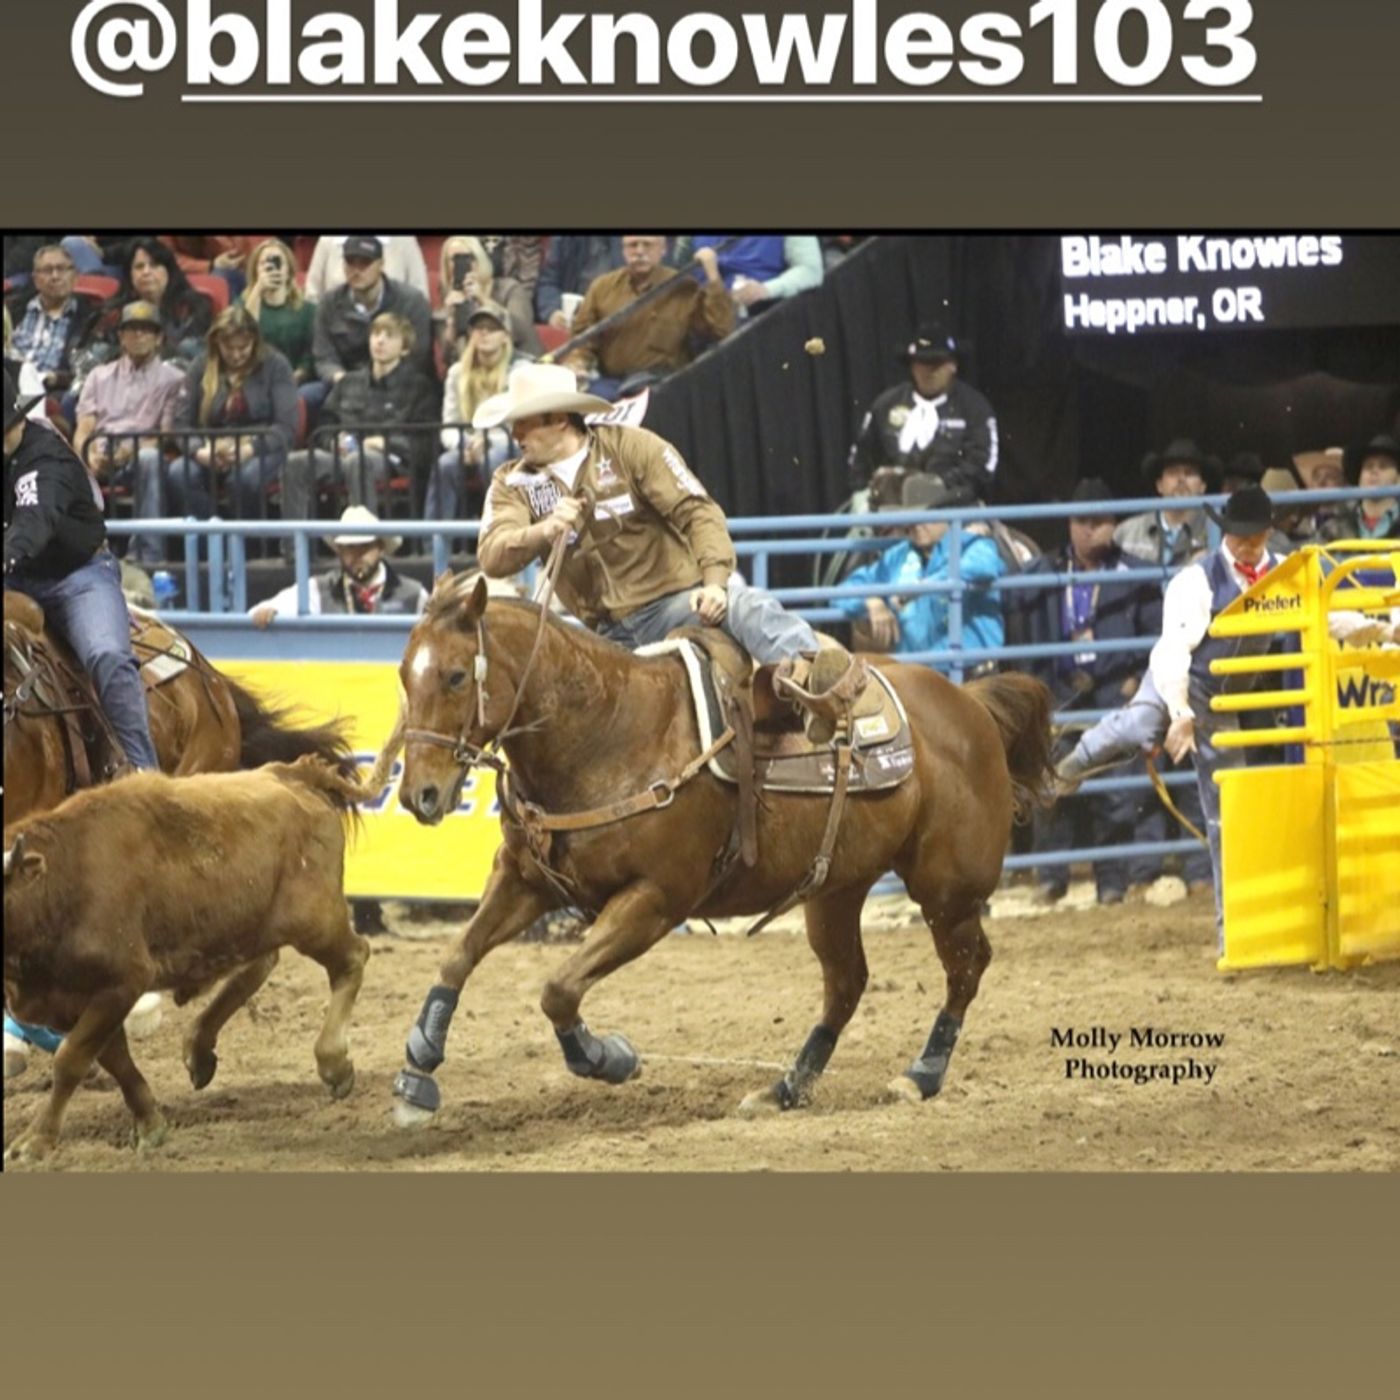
[774,644,869,745]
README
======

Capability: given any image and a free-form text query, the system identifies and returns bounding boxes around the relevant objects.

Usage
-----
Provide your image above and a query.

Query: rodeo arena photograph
[2,229,1397,1173]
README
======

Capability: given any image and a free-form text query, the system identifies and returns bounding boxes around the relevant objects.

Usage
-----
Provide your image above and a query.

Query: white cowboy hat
[328,504,401,554]
[472,362,613,430]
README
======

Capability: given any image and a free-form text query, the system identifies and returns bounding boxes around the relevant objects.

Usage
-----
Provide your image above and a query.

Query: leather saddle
[647,628,916,796]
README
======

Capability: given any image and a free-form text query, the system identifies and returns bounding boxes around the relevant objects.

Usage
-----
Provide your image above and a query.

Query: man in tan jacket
[561,236,734,402]
[475,363,857,728]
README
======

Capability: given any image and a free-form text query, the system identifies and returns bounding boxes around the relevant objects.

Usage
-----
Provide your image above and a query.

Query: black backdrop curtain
[645,234,1400,521]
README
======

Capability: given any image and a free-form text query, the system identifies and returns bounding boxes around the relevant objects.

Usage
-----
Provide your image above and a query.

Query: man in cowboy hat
[249,504,426,627]
[3,365,160,772]
[832,472,1005,665]
[1113,437,1218,567]
[847,322,999,502]
[474,362,862,735]
[1055,486,1396,943]
[1319,433,1400,544]
[1015,478,1166,907]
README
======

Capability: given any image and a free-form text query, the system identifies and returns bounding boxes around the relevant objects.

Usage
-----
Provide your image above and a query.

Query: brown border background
[2,0,1397,1391]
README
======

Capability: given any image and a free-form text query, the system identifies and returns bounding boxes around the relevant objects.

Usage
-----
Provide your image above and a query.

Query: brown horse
[385,574,1054,1125]
[3,590,352,826]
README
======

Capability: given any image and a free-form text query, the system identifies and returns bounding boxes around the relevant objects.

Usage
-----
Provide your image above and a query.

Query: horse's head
[397,573,506,825]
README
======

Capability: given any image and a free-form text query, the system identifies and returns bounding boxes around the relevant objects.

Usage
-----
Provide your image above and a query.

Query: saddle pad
[638,638,916,795]
[129,607,193,688]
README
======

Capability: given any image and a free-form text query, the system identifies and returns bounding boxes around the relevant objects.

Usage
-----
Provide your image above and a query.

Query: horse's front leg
[540,880,674,1086]
[391,845,554,1128]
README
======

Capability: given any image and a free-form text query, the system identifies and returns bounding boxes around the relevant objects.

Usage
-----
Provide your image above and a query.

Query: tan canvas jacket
[478,425,736,626]
[562,266,735,379]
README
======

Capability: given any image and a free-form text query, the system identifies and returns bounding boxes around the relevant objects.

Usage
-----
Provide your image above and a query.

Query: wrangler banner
[222,660,501,900]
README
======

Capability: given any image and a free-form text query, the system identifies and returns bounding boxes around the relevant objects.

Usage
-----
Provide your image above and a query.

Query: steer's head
[3,832,46,885]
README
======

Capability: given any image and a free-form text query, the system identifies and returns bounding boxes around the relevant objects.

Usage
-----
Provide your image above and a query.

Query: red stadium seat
[74,274,120,301]
[188,273,230,313]
[536,322,570,354]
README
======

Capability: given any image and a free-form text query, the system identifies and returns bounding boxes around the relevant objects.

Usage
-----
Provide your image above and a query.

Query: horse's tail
[965,671,1056,820]
[223,674,357,780]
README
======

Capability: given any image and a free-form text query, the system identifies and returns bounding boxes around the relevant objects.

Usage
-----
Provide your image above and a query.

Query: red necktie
[353,584,380,613]
[1234,559,1266,586]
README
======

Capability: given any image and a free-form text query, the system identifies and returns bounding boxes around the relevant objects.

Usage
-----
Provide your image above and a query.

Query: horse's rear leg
[182,951,280,1090]
[392,848,555,1126]
[738,881,872,1115]
[539,880,675,1085]
[890,902,992,1103]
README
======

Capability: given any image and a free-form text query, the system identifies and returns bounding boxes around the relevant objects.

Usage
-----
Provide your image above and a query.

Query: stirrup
[774,647,868,745]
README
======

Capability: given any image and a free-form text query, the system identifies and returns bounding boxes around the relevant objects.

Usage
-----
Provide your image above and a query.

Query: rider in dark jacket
[3,367,159,771]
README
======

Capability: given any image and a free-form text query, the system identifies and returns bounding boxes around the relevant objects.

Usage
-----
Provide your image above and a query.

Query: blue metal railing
[106,482,1397,890]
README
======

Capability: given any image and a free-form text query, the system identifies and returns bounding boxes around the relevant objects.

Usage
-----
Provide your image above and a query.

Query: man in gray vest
[1056,486,1396,944]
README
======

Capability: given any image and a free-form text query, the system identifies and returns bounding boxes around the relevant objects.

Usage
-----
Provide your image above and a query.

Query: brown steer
[3,756,371,1164]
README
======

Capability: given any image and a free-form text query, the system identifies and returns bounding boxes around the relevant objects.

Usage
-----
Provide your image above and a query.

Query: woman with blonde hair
[436,235,541,359]
[166,305,297,531]
[426,302,527,522]
[240,238,316,384]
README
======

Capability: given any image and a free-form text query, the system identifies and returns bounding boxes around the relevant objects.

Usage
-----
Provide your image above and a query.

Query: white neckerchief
[899,391,945,456]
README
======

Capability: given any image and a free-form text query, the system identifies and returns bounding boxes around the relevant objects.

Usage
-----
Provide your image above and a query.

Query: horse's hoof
[134,1117,170,1154]
[886,1070,941,1104]
[736,1086,784,1118]
[326,1064,356,1101]
[185,1047,217,1091]
[3,1033,29,1081]
[392,1100,435,1130]
[597,1033,640,1085]
[125,993,164,1040]
[4,1130,53,1164]
[392,1067,439,1128]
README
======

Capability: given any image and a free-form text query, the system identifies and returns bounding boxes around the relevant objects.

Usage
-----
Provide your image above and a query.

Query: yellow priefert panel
[1218,765,1326,971]
[1334,761,1400,964]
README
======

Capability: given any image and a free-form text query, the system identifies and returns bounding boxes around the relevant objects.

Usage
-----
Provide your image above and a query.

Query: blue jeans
[108,446,165,565]
[165,451,285,522]
[426,434,512,521]
[8,549,159,770]
[600,575,818,664]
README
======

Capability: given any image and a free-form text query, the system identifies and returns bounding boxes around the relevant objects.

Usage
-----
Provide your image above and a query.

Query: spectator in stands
[249,505,427,626]
[283,310,437,537]
[428,302,524,523]
[1220,451,1266,495]
[681,236,823,315]
[435,235,540,360]
[535,235,625,329]
[482,236,545,310]
[102,239,213,368]
[1319,434,1400,542]
[165,306,298,531]
[312,236,434,391]
[8,244,96,396]
[304,235,430,303]
[1017,479,1164,907]
[1113,438,1217,566]
[159,236,255,300]
[72,301,184,566]
[833,473,1004,674]
[562,236,734,401]
[1294,446,1349,541]
[1258,465,1312,551]
[4,308,50,423]
[847,323,1000,502]
[240,239,316,385]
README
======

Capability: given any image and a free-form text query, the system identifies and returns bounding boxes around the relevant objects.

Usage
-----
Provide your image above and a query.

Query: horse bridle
[400,520,575,793]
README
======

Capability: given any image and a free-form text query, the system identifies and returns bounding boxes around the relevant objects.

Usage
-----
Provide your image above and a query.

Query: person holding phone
[240,239,316,385]
[436,235,540,359]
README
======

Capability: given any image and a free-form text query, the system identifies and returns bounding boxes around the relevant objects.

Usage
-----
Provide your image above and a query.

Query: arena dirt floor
[5,882,1397,1173]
